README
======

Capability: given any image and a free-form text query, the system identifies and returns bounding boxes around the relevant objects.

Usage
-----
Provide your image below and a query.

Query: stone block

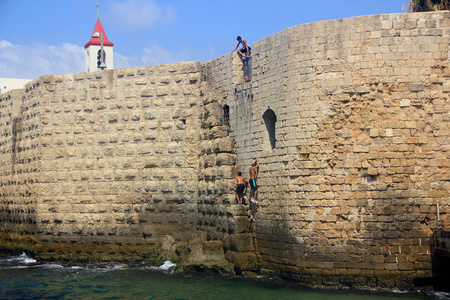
[137,87,154,98]
[399,99,410,107]
[408,83,424,92]
[442,82,450,92]
[227,233,255,252]
[212,138,234,153]
[232,217,251,234]
[216,153,236,166]
[381,20,393,30]
[225,251,259,271]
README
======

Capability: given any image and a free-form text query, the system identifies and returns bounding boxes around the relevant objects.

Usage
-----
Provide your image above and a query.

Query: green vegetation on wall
[407,0,450,11]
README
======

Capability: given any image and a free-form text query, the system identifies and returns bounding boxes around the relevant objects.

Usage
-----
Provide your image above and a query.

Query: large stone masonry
[225,12,450,288]
[0,63,257,270]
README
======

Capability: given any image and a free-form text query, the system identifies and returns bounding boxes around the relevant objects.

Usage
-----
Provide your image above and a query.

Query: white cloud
[0,39,215,79]
[141,42,178,65]
[103,42,182,69]
[0,39,192,79]
[0,41,13,48]
[0,40,85,79]
[107,0,177,32]
[139,41,200,66]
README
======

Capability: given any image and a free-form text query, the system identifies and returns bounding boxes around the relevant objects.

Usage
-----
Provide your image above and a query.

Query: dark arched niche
[223,105,230,126]
[263,108,277,149]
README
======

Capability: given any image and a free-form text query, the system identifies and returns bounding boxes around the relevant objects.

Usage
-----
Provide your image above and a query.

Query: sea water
[0,253,447,300]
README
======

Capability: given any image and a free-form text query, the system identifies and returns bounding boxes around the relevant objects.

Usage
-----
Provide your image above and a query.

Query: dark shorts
[236,184,245,193]
[241,46,251,53]
[250,179,258,190]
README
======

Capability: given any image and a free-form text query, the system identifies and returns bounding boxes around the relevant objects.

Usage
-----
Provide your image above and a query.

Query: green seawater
[0,254,446,300]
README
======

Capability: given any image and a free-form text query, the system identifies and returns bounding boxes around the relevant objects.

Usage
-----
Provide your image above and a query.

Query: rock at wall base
[181,260,236,276]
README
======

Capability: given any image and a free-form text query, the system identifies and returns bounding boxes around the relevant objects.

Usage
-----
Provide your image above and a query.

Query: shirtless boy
[249,158,259,203]
[235,171,249,206]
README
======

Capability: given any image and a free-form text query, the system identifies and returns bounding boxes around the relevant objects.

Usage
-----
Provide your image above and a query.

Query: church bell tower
[85,1,114,72]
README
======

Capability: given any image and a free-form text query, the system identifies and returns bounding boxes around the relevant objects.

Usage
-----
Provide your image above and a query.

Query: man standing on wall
[249,158,259,203]
[235,171,249,206]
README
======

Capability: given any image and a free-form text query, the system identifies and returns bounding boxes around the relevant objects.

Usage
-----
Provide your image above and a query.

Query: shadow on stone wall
[415,230,450,291]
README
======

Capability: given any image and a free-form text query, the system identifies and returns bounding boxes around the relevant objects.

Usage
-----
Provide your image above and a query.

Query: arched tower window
[263,108,277,149]
[97,49,106,69]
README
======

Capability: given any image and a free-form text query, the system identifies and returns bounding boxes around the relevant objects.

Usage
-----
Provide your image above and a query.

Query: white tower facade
[85,18,114,72]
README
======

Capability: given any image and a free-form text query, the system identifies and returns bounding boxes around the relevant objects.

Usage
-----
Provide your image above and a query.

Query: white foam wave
[150,260,176,272]
[112,264,128,270]
[2,265,30,269]
[40,264,64,269]
[392,289,408,294]
[429,291,450,300]
[9,253,37,264]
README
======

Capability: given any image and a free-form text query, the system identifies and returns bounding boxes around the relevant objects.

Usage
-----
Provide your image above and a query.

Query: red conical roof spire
[84,19,114,48]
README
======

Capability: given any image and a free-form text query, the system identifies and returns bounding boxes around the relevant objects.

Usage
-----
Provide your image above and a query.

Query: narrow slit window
[223,105,230,126]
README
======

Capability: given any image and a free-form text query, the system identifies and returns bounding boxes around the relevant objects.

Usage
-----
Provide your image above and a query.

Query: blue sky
[1,0,408,79]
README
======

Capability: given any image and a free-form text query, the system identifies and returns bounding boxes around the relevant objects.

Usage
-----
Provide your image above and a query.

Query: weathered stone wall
[0,88,39,246]
[1,11,449,289]
[1,61,257,271]
[0,63,225,261]
[224,12,450,288]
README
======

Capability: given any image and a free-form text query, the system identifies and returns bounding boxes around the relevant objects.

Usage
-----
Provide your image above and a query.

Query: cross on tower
[96,0,99,20]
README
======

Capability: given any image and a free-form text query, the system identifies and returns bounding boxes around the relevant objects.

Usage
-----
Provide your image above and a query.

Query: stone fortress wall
[226,11,450,288]
[1,11,449,289]
[0,62,251,270]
